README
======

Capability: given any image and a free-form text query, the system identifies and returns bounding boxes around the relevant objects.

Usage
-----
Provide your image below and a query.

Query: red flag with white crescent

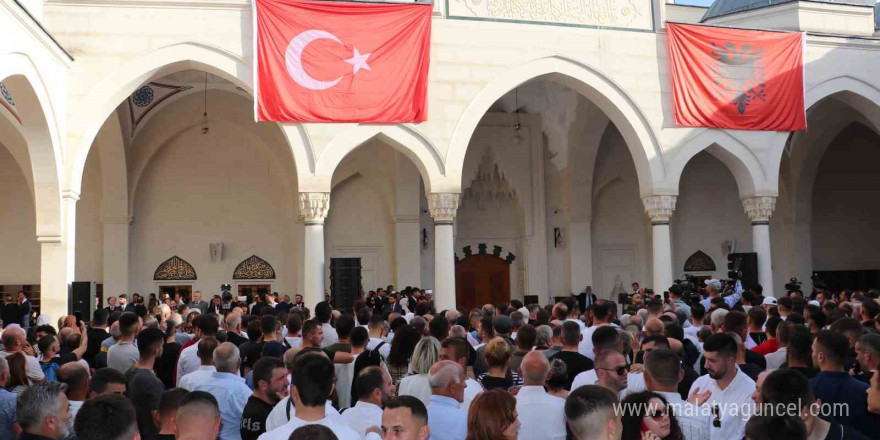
[254,0,432,123]
[667,23,806,131]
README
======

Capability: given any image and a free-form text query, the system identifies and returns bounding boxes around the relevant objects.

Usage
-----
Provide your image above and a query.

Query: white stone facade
[3,0,880,317]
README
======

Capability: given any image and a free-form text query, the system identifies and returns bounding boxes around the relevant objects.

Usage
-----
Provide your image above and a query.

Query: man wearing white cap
[699,279,742,311]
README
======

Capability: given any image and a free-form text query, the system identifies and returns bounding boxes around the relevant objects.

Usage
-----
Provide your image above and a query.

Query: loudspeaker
[330,258,362,312]
[523,295,539,306]
[728,252,759,288]
[71,281,97,321]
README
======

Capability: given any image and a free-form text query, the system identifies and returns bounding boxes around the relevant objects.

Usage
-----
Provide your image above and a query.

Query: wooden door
[455,254,510,312]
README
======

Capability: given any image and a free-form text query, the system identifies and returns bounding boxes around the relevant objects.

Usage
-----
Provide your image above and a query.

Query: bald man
[644,318,664,338]
[58,362,89,432]
[176,391,222,440]
[0,325,45,383]
[517,351,566,440]
[427,360,467,440]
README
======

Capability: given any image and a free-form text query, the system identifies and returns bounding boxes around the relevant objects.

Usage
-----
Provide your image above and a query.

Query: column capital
[428,193,460,224]
[299,192,330,225]
[742,196,776,224]
[61,189,80,202]
[642,195,677,224]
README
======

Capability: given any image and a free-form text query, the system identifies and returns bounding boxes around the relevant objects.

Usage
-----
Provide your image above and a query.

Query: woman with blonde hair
[477,338,523,392]
[466,389,520,440]
[397,336,440,407]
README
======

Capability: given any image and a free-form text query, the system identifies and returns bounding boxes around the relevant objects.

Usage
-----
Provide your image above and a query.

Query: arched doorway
[455,254,510,311]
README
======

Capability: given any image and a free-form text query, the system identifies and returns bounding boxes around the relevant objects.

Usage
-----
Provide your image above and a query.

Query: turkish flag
[667,23,806,131]
[254,0,432,123]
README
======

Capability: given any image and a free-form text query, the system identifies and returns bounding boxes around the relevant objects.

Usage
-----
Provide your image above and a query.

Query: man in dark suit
[17,291,31,331]
[188,291,209,315]
[105,296,123,314]
[576,286,598,313]
[120,294,135,312]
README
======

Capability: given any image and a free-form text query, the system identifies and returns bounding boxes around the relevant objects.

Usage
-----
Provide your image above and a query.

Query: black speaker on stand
[727,252,759,288]
[70,281,97,322]
[330,258,362,312]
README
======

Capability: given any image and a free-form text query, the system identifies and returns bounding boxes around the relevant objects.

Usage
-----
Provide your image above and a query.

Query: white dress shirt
[265,398,340,432]
[570,370,646,398]
[688,366,756,440]
[654,390,710,440]
[178,365,217,391]
[257,415,364,440]
[341,401,383,436]
[515,385,566,440]
[463,378,483,410]
[321,324,338,348]
[176,341,201,380]
[398,373,432,408]
[765,347,787,371]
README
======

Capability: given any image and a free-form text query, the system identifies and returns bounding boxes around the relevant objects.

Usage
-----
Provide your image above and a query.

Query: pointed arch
[233,255,276,280]
[67,42,312,194]
[153,256,197,280]
[310,124,443,193]
[669,129,766,197]
[0,52,64,238]
[446,55,664,197]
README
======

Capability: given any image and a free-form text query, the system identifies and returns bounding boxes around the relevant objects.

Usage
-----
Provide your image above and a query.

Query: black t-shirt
[241,395,274,440]
[227,331,248,347]
[126,368,165,440]
[84,327,109,366]
[788,366,819,379]
[155,342,181,389]
[479,375,514,391]
[550,351,594,390]
[241,341,266,370]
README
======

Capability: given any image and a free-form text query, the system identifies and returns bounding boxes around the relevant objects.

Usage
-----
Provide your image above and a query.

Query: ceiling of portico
[115,69,250,141]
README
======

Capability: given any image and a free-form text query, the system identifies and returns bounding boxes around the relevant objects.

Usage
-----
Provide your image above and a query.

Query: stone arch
[669,129,766,197]
[153,255,197,280]
[233,255,276,280]
[309,124,443,194]
[0,53,64,239]
[446,55,664,197]
[67,42,312,194]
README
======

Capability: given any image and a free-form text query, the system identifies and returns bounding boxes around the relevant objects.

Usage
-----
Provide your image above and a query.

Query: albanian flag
[667,22,806,131]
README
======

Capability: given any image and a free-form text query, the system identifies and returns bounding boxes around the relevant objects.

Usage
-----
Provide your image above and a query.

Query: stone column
[743,196,776,298]
[643,195,677,293]
[300,192,330,308]
[40,190,79,322]
[569,217,593,295]
[103,217,131,301]
[429,193,460,312]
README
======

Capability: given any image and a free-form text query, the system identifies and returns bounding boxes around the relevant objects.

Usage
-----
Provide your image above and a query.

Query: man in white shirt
[178,337,218,391]
[342,366,393,436]
[366,314,391,359]
[579,301,614,359]
[688,333,755,440]
[178,315,220,381]
[516,351,566,440]
[0,326,45,383]
[314,302,339,348]
[644,348,710,440]
[257,354,362,440]
[439,337,482,410]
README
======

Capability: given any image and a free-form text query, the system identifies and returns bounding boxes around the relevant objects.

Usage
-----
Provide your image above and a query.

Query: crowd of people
[1,281,880,440]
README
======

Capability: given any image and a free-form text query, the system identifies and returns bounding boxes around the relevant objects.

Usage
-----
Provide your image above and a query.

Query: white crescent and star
[285,29,371,91]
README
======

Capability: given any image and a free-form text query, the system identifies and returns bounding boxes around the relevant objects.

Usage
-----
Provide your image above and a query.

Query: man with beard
[17,383,72,440]
[594,349,629,394]
[241,357,289,440]
[688,333,756,440]
[341,366,394,436]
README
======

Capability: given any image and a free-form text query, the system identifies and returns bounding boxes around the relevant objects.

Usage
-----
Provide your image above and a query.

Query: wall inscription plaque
[447,0,654,31]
